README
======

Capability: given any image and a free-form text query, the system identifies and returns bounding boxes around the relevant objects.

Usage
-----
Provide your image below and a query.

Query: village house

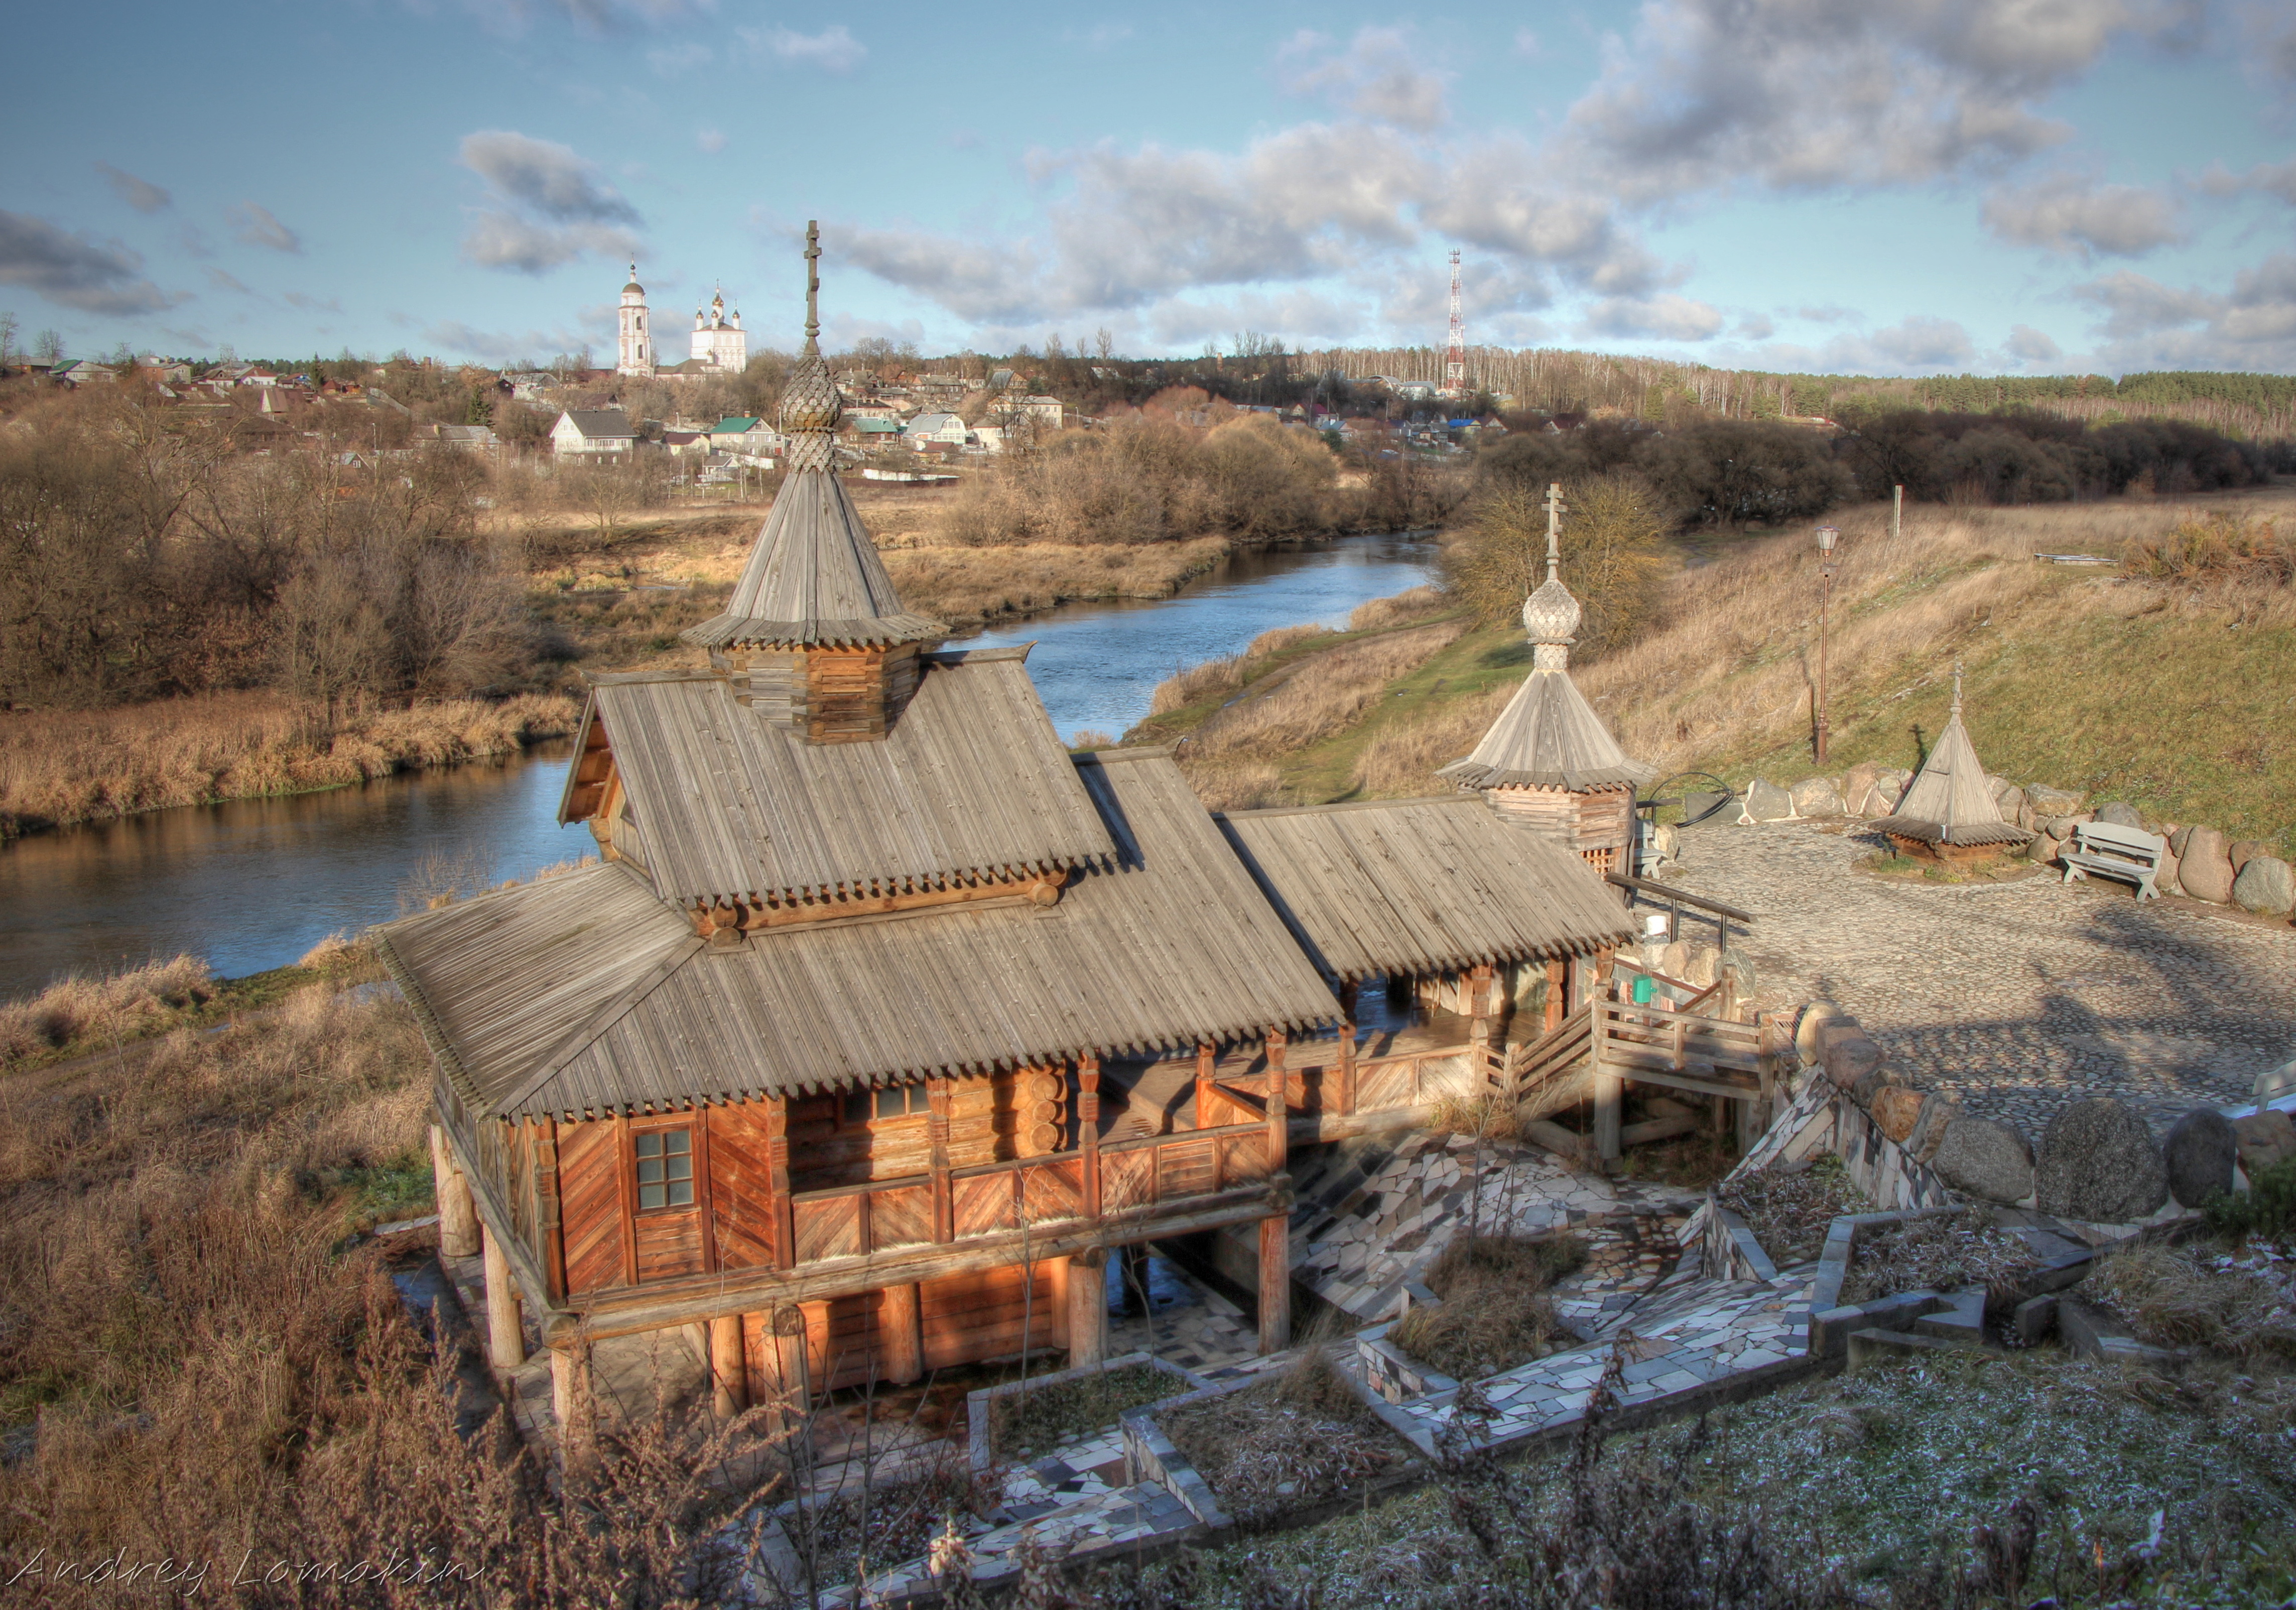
[551,408,637,457]
[385,229,1632,1448]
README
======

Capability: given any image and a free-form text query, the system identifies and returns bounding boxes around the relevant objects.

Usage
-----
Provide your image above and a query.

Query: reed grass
[1184,621,1468,764]
[882,535,1230,629]
[0,691,580,838]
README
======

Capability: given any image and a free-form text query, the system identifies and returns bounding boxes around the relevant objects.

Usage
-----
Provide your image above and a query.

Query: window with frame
[633,1128,694,1210]
[842,1082,930,1127]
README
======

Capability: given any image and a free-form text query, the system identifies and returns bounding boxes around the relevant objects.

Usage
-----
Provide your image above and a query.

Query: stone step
[1910,1290,1989,1346]
[1848,1327,1968,1371]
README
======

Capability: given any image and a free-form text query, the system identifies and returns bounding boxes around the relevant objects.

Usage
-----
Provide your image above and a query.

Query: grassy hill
[1143,483,2296,855]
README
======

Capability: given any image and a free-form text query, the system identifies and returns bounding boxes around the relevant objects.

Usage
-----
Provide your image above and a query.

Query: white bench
[2060,821,2165,901]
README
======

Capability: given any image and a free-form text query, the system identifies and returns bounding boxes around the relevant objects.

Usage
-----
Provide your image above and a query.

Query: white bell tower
[617,263,654,377]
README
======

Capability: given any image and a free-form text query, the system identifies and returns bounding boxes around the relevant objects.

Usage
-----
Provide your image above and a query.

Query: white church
[615,264,749,378]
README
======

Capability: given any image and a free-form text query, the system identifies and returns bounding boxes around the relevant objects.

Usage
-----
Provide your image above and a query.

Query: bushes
[1442,474,1668,657]
[2124,513,2290,586]
[1633,420,1856,528]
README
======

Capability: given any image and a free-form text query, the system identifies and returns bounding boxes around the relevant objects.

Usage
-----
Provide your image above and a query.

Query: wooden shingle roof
[682,468,943,649]
[565,649,1116,907]
[1438,669,1652,792]
[1217,794,1633,984]
[1872,706,2032,847]
[382,750,1338,1120]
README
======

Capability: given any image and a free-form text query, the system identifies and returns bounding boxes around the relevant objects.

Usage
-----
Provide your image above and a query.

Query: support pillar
[1066,1248,1108,1367]
[1335,985,1359,1117]
[1076,1057,1100,1219]
[1544,960,1566,1033]
[1194,1042,1217,1130]
[430,1125,479,1258]
[550,1340,594,1471]
[881,1282,924,1386]
[710,1314,746,1418]
[1048,1256,1072,1350]
[768,1303,811,1433]
[1257,1213,1292,1354]
[480,1224,525,1371]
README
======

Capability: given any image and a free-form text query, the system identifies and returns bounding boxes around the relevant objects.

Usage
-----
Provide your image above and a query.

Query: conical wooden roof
[682,470,944,649]
[1439,670,1651,791]
[1871,679,2032,846]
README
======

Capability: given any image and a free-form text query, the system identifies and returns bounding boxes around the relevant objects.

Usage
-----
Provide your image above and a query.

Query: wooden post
[1591,998,1622,1164]
[1076,1056,1101,1220]
[1194,1042,1217,1130]
[1066,1248,1108,1367]
[1334,984,1359,1118]
[430,1124,479,1258]
[764,1097,795,1269]
[480,1223,525,1371]
[710,1314,746,1417]
[550,1340,593,1471]
[1467,962,1494,1083]
[1048,1256,1072,1350]
[927,1077,954,1243]
[536,1118,567,1302]
[1257,1213,1291,1354]
[768,1303,811,1432]
[1263,1032,1289,1176]
[1545,960,1566,1033]
[881,1283,924,1386]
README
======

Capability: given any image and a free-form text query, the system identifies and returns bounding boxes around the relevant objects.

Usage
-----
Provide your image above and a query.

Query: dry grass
[2087,1240,2296,1360]
[985,1361,1180,1461]
[0,690,580,837]
[1183,621,1467,763]
[1177,759,1289,811]
[1389,1233,1587,1381]
[0,961,789,1605]
[1716,1155,1870,1267]
[1839,1208,2043,1305]
[1346,584,1448,634]
[881,535,1230,630]
[1159,1349,1406,1525]
[0,954,215,1066]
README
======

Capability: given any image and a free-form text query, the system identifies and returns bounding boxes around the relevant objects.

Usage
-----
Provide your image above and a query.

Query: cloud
[1582,293,1725,341]
[205,267,254,295]
[1735,312,1775,339]
[1513,28,1543,57]
[1981,172,2182,256]
[2004,322,2064,362]
[1868,314,1976,368]
[696,129,726,154]
[840,222,1032,323]
[2073,254,2296,367]
[1064,23,1133,51]
[424,317,596,363]
[2212,157,2296,206]
[229,201,303,254]
[95,162,170,213]
[1278,27,1451,131]
[284,291,344,313]
[0,210,182,314]
[176,223,213,258]
[1563,0,2170,202]
[457,130,642,273]
[740,24,865,72]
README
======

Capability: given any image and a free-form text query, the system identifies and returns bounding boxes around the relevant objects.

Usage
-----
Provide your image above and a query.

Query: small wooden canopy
[556,649,1117,907]
[385,750,1338,1122]
[1871,676,2033,848]
[1216,795,1634,984]
[1439,671,1652,793]
[681,469,944,651]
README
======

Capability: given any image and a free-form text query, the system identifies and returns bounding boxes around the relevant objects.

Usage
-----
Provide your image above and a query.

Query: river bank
[0,691,582,839]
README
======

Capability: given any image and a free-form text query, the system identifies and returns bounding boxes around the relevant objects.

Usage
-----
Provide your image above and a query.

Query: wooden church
[382,230,1634,1441]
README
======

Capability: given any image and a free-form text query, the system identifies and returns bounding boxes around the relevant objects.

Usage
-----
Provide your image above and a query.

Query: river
[0,533,1438,1000]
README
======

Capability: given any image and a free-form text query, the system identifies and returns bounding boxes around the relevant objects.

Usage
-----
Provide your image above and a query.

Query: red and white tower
[1444,249,1465,396]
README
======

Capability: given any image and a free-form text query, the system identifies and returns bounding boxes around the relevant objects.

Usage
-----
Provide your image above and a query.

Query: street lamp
[1814,526,1841,763]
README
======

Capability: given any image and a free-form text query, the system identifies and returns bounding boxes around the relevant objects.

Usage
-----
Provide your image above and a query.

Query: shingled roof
[1871,678,2032,848]
[384,750,1339,1121]
[680,469,944,650]
[1217,795,1633,984]
[1438,671,1653,792]
[558,648,1116,907]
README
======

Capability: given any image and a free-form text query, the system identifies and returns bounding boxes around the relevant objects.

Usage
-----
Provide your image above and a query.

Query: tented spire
[683,223,943,652]
[1871,665,2032,847]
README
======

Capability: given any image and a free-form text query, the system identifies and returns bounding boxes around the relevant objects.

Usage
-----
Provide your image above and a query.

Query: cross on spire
[1544,481,1566,583]
[803,220,821,350]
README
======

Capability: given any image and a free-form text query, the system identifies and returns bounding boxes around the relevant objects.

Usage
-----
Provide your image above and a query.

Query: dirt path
[1657,817,2296,1136]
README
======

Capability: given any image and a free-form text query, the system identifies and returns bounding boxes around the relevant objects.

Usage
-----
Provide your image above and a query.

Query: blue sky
[4,1,2293,376]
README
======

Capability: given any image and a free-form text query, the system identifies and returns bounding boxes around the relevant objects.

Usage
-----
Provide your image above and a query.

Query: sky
[3,1,2294,378]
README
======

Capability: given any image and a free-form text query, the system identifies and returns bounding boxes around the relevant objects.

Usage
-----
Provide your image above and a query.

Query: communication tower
[1444,249,1465,396]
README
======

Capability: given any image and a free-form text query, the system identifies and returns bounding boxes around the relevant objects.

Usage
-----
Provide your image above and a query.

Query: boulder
[2016,800,2037,830]
[2036,1098,2170,1223]
[1850,1066,1893,1109]
[1795,1003,1851,1062]
[2234,856,2296,917]
[1659,939,1690,977]
[2029,833,2063,869]
[1740,778,1796,823]
[1909,1095,1960,1163]
[1717,948,1757,999]
[2229,840,2268,875]
[1683,944,1721,988]
[1994,782,2027,820]
[2155,841,2182,898]
[1840,761,1887,816]
[2175,826,2235,904]
[1821,1033,1884,1091]
[2095,801,2143,829]
[2025,784,2085,815]
[2163,1109,2238,1208]
[2234,1110,2296,1179]
[1870,1084,1927,1143]
[1874,776,1905,811]
[1931,1117,2035,1204]
[1649,822,1680,860]
[1790,776,1844,817]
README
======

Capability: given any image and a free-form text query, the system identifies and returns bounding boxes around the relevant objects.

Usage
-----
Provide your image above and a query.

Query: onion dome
[1521,576,1582,648]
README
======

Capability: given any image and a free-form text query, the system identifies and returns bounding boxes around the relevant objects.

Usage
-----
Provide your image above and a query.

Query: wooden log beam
[766,1097,795,1269]
[550,1340,594,1472]
[481,1224,526,1371]
[1523,1118,1598,1169]
[1076,1058,1101,1220]
[767,1304,810,1436]
[1067,1248,1109,1367]
[1264,1032,1289,1178]
[431,1124,479,1258]
[881,1283,924,1386]
[1257,1213,1291,1354]
[710,1314,745,1417]
[927,1078,954,1244]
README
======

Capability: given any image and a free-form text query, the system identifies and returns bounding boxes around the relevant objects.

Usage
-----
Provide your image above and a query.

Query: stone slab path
[1660,818,2296,1136]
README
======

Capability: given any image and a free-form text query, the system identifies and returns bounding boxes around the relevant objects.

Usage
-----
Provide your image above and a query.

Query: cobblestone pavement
[1659,818,2296,1136]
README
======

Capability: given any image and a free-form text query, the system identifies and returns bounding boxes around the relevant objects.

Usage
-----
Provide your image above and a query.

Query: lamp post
[1814,525,1840,763]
